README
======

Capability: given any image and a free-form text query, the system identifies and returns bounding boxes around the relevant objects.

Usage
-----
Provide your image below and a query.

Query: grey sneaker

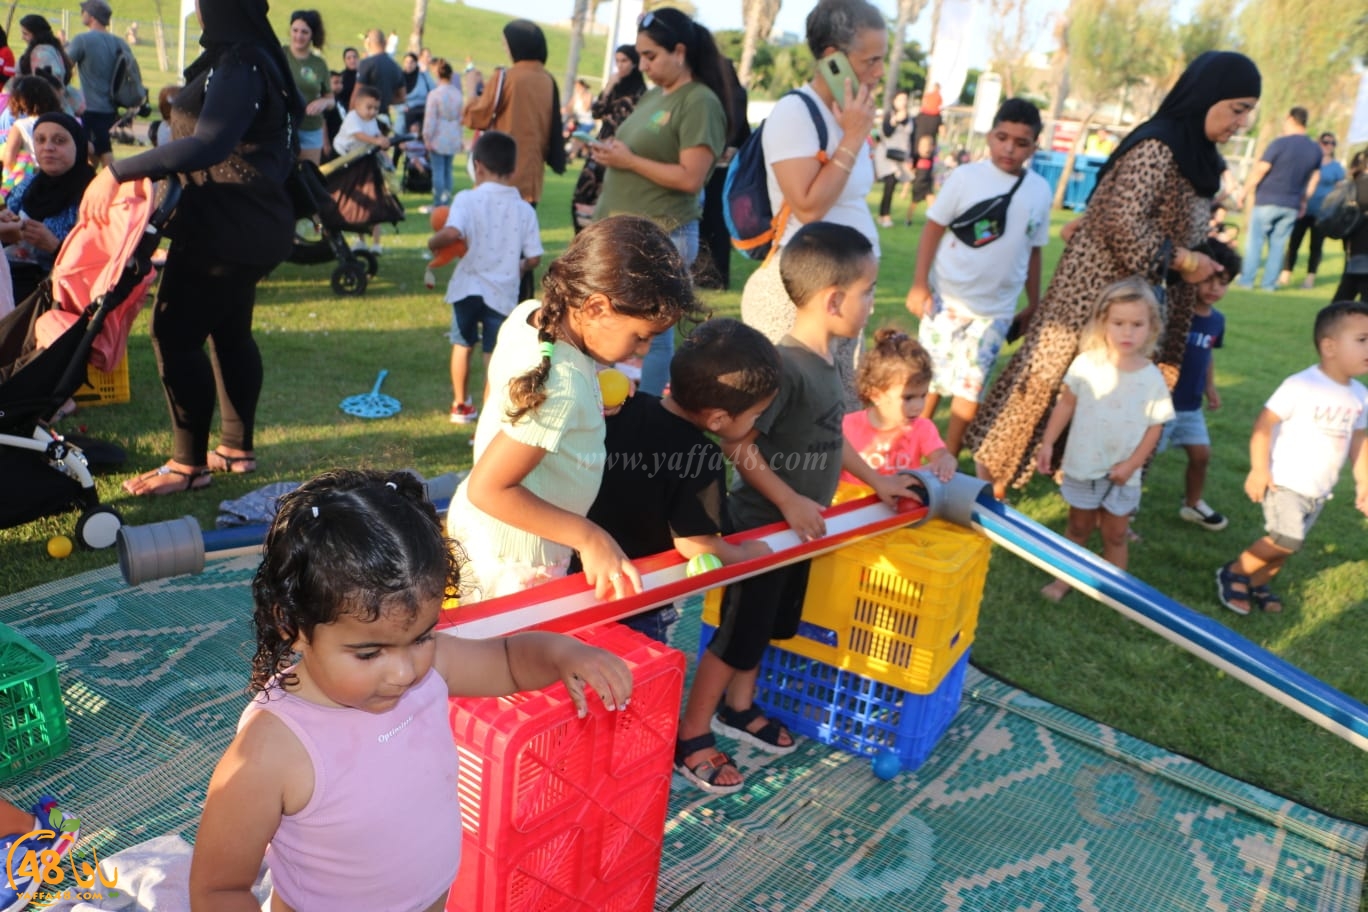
[1180,499,1227,531]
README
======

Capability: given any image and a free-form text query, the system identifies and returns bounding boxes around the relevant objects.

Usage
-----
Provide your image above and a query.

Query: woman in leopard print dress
[967,51,1262,497]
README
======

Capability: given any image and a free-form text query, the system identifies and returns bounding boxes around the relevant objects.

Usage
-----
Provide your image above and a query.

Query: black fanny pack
[948,170,1027,248]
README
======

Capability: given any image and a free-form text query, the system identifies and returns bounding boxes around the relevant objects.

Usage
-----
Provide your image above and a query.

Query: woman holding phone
[590,7,734,396]
[739,0,885,410]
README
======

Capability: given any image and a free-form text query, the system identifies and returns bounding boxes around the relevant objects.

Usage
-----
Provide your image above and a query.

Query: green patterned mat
[0,561,1364,911]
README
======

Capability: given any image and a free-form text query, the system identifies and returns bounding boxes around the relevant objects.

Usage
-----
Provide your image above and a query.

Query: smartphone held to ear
[818,52,858,99]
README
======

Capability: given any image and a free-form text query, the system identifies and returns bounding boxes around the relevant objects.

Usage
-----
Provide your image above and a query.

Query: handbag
[467,67,506,181]
[885,147,907,162]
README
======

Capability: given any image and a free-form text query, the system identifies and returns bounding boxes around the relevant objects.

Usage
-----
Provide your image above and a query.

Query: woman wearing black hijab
[80,0,302,497]
[1,112,94,301]
[967,51,1261,498]
[570,44,647,233]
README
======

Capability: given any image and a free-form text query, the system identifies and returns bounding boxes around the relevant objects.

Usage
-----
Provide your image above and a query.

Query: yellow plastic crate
[703,519,990,694]
[73,358,131,406]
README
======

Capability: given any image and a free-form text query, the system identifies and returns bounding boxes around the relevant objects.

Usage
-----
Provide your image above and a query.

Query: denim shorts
[298,127,324,151]
[1158,408,1210,451]
[449,295,506,352]
[1262,486,1325,550]
[1059,474,1142,516]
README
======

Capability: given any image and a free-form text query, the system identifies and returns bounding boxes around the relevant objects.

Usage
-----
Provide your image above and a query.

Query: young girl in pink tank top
[189,469,634,912]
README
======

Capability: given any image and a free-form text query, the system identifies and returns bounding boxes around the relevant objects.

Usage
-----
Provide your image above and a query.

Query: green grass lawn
[2,144,1367,847]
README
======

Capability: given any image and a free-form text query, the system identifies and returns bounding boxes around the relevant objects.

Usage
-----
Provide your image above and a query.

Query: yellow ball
[686,553,724,577]
[46,535,73,559]
[598,368,631,409]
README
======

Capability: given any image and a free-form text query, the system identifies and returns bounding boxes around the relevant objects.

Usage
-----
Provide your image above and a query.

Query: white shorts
[917,295,1012,402]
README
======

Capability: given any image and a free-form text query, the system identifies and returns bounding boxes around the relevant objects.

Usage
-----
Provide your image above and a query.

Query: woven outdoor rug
[0,560,1364,911]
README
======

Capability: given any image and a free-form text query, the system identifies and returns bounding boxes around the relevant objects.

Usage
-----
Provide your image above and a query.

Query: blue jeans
[1241,204,1297,290]
[639,219,699,396]
[430,152,454,207]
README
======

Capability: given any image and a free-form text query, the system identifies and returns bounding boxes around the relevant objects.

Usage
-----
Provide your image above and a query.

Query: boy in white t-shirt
[1216,301,1368,615]
[334,85,391,254]
[427,130,542,424]
[904,98,1053,457]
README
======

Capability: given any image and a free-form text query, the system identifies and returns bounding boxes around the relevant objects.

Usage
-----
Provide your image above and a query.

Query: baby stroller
[401,137,432,195]
[0,180,180,549]
[287,135,411,296]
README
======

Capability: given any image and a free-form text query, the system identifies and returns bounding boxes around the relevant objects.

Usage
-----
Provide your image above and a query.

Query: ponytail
[506,300,566,423]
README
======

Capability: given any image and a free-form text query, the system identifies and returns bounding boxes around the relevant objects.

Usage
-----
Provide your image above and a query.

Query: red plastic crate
[447,624,684,912]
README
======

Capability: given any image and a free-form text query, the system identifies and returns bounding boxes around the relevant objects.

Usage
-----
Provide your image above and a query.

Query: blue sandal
[1216,565,1252,616]
[1250,583,1283,614]
[712,704,798,755]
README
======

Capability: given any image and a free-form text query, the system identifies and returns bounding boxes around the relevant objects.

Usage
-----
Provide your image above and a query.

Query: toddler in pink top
[189,469,634,912]
[841,328,958,485]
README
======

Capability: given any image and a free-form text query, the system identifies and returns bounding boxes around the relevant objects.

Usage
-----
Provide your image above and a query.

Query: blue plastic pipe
[969,491,1368,751]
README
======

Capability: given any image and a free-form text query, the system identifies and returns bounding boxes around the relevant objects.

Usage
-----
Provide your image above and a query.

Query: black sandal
[711,704,798,755]
[674,733,744,795]
[208,449,257,474]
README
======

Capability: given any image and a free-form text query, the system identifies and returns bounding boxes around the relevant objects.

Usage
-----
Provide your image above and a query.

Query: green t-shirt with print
[593,81,725,231]
[285,48,329,132]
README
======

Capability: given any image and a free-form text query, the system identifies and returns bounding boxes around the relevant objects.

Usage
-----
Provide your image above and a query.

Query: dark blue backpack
[723,90,829,262]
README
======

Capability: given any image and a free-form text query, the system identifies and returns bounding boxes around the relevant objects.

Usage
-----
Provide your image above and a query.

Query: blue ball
[871,751,901,780]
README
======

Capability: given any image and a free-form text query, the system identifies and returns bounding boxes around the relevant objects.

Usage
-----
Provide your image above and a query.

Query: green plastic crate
[0,625,69,783]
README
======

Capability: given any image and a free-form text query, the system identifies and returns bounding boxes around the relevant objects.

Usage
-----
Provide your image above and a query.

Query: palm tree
[738,0,781,89]
[409,0,429,55]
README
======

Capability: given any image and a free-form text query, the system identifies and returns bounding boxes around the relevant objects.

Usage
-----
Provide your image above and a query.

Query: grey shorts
[1262,486,1325,550]
[1158,409,1210,451]
[1059,474,1142,516]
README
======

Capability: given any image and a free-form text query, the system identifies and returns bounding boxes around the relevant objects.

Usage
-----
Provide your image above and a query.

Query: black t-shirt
[575,394,727,565]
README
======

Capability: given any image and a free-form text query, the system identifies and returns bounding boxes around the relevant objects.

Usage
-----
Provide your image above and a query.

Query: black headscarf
[609,44,646,102]
[1094,51,1261,200]
[187,0,303,125]
[21,113,95,220]
[503,20,548,64]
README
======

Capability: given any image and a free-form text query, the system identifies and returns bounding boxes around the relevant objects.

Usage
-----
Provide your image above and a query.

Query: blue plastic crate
[698,624,967,771]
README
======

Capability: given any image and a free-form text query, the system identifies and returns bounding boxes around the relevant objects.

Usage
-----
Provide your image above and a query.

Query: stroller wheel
[75,505,123,550]
[331,262,368,296]
[357,249,379,277]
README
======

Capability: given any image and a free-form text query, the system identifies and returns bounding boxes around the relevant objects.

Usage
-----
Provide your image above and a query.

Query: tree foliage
[1237,0,1359,149]
[1066,0,1174,116]
[986,0,1044,98]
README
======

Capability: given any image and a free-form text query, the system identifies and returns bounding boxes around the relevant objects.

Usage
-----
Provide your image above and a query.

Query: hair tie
[311,506,319,518]
[385,481,397,491]
[539,340,555,360]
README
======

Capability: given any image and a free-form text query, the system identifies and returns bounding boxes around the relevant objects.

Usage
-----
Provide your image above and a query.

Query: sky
[462,0,1068,68]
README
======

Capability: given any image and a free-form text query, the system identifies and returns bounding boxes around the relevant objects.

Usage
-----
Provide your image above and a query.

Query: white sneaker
[1179,500,1228,531]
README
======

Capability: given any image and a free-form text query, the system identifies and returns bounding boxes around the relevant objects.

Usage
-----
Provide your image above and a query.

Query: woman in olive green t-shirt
[284,10,333,164]
[590,7,733,395]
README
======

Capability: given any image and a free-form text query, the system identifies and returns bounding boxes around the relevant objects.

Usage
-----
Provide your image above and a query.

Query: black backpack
[108,41,146,112]
[1315,178,1364,240]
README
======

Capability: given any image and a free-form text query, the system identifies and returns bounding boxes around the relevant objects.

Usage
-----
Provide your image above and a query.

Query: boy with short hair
[905,98,1053,457]
[574,319,781,644]
[427,130,542,424]
[1161,238,1241,530]
[1216,301,1368,615]
[675,223,915,794]
[335,85,391,254]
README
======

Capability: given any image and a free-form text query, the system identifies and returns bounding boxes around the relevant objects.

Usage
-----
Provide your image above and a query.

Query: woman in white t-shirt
[740,0,885,410]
